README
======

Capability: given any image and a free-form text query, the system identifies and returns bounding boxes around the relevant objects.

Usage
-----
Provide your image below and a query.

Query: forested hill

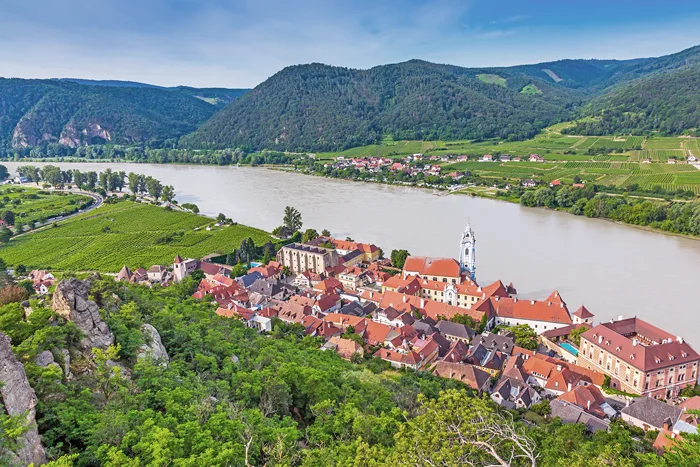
[564,64,700,136]
[0,78,247,151]
[181,60,580,152]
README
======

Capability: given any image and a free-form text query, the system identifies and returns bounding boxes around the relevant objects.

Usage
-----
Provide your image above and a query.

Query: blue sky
[2,0,700,88]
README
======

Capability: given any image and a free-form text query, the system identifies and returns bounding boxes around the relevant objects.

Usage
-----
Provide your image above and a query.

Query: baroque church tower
[459,223,476,281]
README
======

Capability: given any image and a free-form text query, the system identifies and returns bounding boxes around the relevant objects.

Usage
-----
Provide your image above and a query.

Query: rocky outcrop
[137,324,169,363]
[34,351,54,368]
[52,279,114,351]
[0,332,48,466]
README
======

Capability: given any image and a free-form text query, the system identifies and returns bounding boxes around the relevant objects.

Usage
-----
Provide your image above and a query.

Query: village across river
[4,161,700,348]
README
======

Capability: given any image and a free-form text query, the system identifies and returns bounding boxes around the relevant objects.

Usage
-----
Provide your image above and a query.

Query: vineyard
[0,187,92,227]
[0,201,274,272]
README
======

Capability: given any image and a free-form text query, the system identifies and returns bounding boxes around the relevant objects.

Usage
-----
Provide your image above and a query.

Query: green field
[0,201,274,272]
[0,187,92,227]
[476,74,507,87]
[520,84,542,95]
[313,128,700,194]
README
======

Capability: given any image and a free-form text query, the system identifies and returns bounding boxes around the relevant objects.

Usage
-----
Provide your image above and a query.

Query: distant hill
[0,79,248,150]
[183,45,700,151]
[564,64,700,136]
[181,60,580,152]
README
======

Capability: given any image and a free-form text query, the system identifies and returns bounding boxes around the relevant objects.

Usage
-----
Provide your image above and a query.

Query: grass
[0,201,274,272]
[520,84,542,95]
[0,186,92,227]
[477,74,507,87]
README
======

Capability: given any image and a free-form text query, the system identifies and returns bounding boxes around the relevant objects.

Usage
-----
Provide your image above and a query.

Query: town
[35,221,696,453]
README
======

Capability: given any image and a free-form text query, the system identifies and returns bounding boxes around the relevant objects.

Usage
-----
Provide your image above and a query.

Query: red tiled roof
[573,305,594,319]
[581,318,700,372]
[556,385,607,419]
[492,296,572,325]
[403,256,461,278]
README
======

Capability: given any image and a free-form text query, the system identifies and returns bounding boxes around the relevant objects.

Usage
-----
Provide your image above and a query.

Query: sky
[2,0,700,88]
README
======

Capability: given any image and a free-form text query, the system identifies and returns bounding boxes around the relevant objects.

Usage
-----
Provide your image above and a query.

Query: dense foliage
[0,79,243,153]
[182,60,577,152]
[0,276,696,465]
[565,64,700,136]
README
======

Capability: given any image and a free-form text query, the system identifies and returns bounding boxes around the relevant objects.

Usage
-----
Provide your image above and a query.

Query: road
[13,185,103,236]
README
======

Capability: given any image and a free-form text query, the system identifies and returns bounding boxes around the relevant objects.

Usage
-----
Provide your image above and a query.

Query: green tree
[1,210,15,226]
[302,228,319,243]
[507,324,538,350]
[161,185,175,203]
[145,177,163,200]
[390,249,410,269]
[127,172,140,194]
[283,206,303,233]
[321,229,331,237]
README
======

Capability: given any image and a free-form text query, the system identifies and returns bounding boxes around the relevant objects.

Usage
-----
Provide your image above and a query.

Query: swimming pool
[560,342,579,356]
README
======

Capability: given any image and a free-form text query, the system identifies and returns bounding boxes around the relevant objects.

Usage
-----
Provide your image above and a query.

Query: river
[4,161,700,347]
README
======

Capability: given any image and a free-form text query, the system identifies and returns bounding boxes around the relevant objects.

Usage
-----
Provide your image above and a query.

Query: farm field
[313,128,700,194]
[0,201,274,272]
[0,186,92,227]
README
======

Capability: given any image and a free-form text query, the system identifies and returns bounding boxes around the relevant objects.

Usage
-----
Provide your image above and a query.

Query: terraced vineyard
[0,201,274,271]
[314,128,700,195]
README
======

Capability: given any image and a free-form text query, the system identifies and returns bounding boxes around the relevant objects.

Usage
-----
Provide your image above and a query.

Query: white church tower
[459,223,476,281]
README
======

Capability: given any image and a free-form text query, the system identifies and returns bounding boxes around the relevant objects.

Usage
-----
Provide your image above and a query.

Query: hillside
[183,45,700,152]
[564,64,700,135]
[0,79,247,151]
[182,60,580,152]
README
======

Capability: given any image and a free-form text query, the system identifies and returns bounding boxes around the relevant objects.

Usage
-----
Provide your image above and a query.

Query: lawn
[0,201,274,272]
[0,186,92,228]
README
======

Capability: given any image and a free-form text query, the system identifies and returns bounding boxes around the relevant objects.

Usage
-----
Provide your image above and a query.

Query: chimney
[514,297,517,303]
[618,315,624,321]
[632,339,638,346]
[420,299,425,307]
[677,336,684,344]
[403,296,407,303]
[587,400,591,411]
[531,300,535,305]
[556,364,562,372]
[548,302,551,307]
[568,382,572,392]
[560,303,564,308]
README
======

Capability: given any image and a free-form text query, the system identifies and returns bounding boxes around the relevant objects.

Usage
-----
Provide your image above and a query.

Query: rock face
[34,351,55,367]
[52,278,114,351]
[137,324,169,363]
[0,332,48,466]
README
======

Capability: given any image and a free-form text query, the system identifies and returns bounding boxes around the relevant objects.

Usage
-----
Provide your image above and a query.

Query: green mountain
[182,60,581,152]
[0,79,248,151]
[183,45,700,152]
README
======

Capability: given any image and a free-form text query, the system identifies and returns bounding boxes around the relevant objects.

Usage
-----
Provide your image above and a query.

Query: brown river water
[4,162,700,347]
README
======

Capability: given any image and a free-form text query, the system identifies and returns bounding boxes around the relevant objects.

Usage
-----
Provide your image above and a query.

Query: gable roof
[573,305,594,319]
[557,385,608,419]
[403,256,461,278]
[621,397,683,429]
[434,362,491,391]
[436,320,475,340]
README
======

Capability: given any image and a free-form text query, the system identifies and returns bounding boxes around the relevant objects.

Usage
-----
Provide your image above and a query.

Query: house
[499,155,511,162]
[237,271,263,289]
[472,331,516,355]
[550,399,610,432]
[550,179,561,187]
[295,270,323,287]
[402,256,463,284]
[173,255,199,282]
[321,336,364,360]
[435,320,475,343]
[33,281,52,295]
[116,265,133,282]
[529,154,544,162]
[276,243,340,275]
[668,158,676,164]
[248,264,281,279]
[481,154,493,162]
[337,300,376,317]
[572,305,594,325]
[688,152,698,164]
[522,179,537,188]
[373,306,415,327]
[147,265,167,282]
[577,317,700,398]
[466,343,507,376]
[557,385,617,420]
[28,270,55,283]
[375,335,440,370]
[621,397,682,432]
[434,362,491,392]
[491,291,573,334]
[491,373,540,409]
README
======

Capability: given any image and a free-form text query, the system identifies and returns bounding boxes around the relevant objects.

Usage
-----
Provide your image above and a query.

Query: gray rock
[59,348,72,378]
[52,278,114,351]
[0,332,48,466]
[34,350,55,367]
[137,324,169,363]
